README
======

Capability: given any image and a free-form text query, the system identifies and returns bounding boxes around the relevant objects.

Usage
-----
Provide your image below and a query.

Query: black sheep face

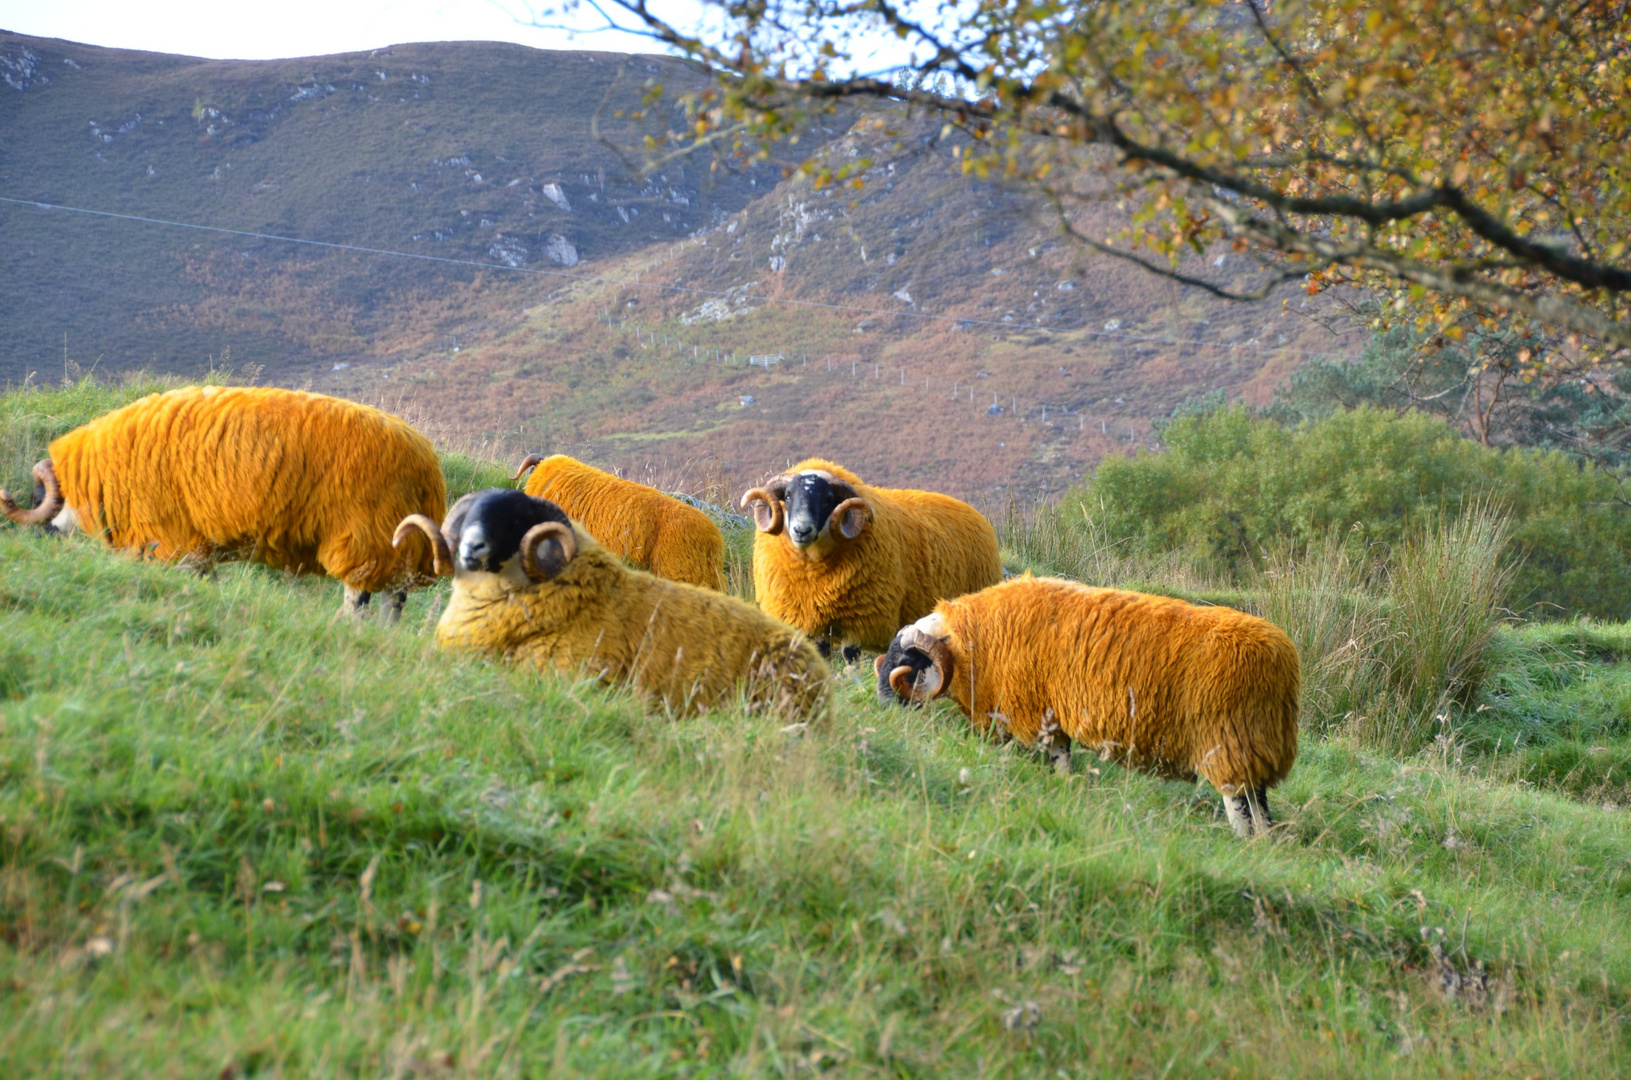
[875,629,936,706]
[784,473,842,549]
[443,489,571,575]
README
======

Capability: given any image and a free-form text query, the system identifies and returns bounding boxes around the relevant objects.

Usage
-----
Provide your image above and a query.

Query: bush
[1258,506,1516,753]
[1074,404,1631,619]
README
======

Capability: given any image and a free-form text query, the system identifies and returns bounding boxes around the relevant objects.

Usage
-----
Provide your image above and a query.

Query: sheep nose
[790,523,815,544]
[459,540,489,570]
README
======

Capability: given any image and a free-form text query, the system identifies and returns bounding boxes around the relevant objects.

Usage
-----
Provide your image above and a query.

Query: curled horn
[511,453,544,483]
[520,521,576,582]
[393,514,454,577]
[829,497,871,541]
[739,473,792,535]
[0,460,64,527]
[894,627,953,702]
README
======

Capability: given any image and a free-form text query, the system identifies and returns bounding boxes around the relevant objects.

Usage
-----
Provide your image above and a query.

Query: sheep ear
[830,497,870,540]
[874,653,889,680]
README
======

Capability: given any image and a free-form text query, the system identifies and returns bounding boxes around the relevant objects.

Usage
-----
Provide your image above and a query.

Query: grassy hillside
[6,385,1631,1075]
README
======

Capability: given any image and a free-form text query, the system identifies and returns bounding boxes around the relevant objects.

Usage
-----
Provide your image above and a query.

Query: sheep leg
[341,585,372,617]
[377,589,408,625]
[1038,708,1072,775]
[842,644,862,664]
[1246,784,1274,836]
[816,638,834,660]
[1222,791,1255,838]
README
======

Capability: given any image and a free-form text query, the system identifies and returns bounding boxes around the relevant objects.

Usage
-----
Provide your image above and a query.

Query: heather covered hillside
[0,30,1353,500]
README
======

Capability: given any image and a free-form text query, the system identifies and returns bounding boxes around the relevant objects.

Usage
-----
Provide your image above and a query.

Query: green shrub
[1077,404,1631,618]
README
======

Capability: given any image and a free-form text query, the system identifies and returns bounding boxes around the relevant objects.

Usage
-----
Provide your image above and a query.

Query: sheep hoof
[1223,787,1275,838]
[342,585,372,617]
[377,589,408,625]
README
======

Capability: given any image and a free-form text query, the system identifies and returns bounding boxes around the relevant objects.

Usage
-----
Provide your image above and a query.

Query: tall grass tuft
[1258,504,1516,754]
[1370,502,1517,752]
[997,498,1224,595]
[1256,526,1385,734]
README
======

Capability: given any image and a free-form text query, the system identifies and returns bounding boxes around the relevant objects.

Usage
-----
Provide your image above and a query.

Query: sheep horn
[511,453,544,483]
[898,627,952,701]
[739,487,784,535]
[0,460,64,527]
[520,521,576,582]
[392,514,454,577]
[829,497,871,541]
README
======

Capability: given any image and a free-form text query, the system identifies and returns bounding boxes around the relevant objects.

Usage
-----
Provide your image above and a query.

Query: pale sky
[0,0,678,60]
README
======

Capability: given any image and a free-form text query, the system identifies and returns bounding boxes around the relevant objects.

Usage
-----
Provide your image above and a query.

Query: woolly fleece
[47,385,446,590]
[437,525,828,721]
[752,458,1002,650]
[922,576,1299,794]
[522,454,725,590]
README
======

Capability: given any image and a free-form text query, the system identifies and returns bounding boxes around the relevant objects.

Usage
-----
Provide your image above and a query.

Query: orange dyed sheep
[740,459,1002,656]
[0,385,446,619]
[512,453,725,591]
[393,489,828,721]
[875,575,1300,837]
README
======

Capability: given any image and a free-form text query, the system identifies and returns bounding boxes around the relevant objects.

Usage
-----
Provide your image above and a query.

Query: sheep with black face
[741,459,1003,659]
[395,489,828,721]
[875,576,1300,838]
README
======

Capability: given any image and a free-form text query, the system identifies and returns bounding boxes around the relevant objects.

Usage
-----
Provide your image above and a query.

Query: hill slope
[1,30,1355,498]
[4,478,1631,1075]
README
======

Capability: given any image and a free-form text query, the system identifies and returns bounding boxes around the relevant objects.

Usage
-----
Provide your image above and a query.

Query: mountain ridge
[0,30,1357,500]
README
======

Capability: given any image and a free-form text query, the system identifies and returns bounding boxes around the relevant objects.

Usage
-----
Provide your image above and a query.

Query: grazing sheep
[394,489,828,720]
[0,385,446,619]
[874,576,1300,837]
[740,459,1002,657]
[512,453,725,590]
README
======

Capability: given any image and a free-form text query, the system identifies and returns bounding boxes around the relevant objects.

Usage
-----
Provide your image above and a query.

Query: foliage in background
[1074,404,1631,619]
[608,0,1631,350]
[1269,309,1631,466]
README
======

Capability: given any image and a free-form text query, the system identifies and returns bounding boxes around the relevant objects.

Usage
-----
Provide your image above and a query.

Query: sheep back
[752,458,1001,649]
[522,455,725,590]
[437,528,827,720]
[49,385,446,590]
[935,576,1299,792]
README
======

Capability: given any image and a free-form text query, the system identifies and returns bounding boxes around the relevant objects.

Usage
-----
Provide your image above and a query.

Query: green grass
[9,502,1631,1075]
[10,383,1631,1074]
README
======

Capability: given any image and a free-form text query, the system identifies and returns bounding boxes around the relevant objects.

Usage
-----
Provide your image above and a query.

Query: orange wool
[48,386,446,590]
[435,525,828,721]
[931,576,1299,793]
[522,455,725,590]
[753,458,1002,650]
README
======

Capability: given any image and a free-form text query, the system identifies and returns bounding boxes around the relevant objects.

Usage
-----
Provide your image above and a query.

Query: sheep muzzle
[521,521,576,581]
[393,514,455,576]
[0,459,64,527]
